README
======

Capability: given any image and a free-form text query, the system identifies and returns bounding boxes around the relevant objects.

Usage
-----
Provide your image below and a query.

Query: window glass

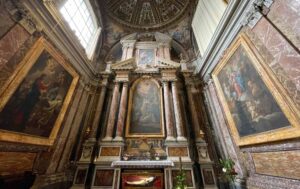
[60,0,97,49]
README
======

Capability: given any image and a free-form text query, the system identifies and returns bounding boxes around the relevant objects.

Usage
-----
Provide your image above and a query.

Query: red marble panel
[268,0,300,49]
[252,17,300,108]
[252,150,300,180]
[0,24,30,70]
[0,152,36,176]
[0,5,15,38]
[168,147,188,156]
[100,147,120,156]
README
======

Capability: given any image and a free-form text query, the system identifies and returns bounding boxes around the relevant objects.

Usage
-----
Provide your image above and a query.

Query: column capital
[185,80,195,88]
[122,81,129,86]
[162,80,170,87]
[113,80,122,84]
[100,78,109,87]
[171,80,179,85]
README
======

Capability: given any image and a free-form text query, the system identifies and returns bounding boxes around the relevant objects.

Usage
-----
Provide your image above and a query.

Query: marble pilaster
[89,76,109,140]
[121,40,136,60]
[57,82,93,172]
[163,81,176,141]
[113,82,129,141]
[184,76,204,141]
[46,83,85,174]
[171,81,187,141]
[102,82,120,141]
[158,43,165,58]
[121,46,128,61]
[163,45,171,60]
[126,44,135,59]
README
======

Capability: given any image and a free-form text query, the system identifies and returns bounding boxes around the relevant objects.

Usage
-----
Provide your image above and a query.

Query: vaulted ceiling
[103,0,190,31]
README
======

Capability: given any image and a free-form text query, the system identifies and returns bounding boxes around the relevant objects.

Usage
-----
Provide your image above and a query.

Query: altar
[71,33,217,189]
[111,160,174,168]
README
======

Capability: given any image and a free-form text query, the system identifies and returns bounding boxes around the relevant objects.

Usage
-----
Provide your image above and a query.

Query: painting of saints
[0,51,73,137]
[217,46,290,137]
[130,79,161,134]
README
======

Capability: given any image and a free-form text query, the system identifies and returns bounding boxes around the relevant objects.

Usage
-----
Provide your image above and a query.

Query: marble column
[171,81,187,141]
[185,81,203,141]
[103,82,120,141]
[113,82,129,141]
[89,80,108,140]
[163,81,176,141]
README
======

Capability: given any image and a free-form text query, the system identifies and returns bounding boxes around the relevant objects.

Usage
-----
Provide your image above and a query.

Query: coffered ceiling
[102,0,191,31]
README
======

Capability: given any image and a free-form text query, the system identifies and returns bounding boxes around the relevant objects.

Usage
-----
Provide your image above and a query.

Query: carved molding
[241,0,274,28]
[157,57,181,69]
[111,58,137,71]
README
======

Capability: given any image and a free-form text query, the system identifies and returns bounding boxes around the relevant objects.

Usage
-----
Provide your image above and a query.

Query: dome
[104,0,190,31]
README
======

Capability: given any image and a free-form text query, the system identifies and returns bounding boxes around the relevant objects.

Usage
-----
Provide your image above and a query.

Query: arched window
[60,0,101,59]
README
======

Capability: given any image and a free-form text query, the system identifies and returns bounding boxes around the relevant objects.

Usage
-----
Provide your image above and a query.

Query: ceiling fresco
[104,0,190,31]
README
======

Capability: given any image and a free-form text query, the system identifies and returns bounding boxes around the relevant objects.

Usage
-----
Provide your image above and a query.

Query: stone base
[165,136,176,142]
[113,136,124,142]
[200,163,218,189]
[176,136,187,142]
[102,136,113,142]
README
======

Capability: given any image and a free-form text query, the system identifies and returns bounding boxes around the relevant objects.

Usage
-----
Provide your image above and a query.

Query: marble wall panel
[0,152,36,176]
[100,147,120,156]
[168,147,188,157]
[0,24,30,70]
[252,150,300,180]
[268,0,300,49]
[249,17,300,109]
[0,3,15,38]
[0,25,35,90]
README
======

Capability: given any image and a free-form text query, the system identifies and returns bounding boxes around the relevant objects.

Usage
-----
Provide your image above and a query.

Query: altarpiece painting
[212,34,300,146]
[126,78,164,137]
[138,49,155,66]
[0,37,79,146]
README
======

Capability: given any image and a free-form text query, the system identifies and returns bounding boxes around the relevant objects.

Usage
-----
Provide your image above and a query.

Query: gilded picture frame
[212,33,300,146]
[0,37,79,146]
[125,77,165,138]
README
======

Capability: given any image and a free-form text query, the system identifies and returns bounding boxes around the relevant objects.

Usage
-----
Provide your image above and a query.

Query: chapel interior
[0,0,299,189]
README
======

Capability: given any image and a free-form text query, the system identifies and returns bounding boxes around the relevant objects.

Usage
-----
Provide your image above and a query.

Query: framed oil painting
[0,37,79,146]
[126,77,164,138]
[138,49,155,66]
[212,33,300,146]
